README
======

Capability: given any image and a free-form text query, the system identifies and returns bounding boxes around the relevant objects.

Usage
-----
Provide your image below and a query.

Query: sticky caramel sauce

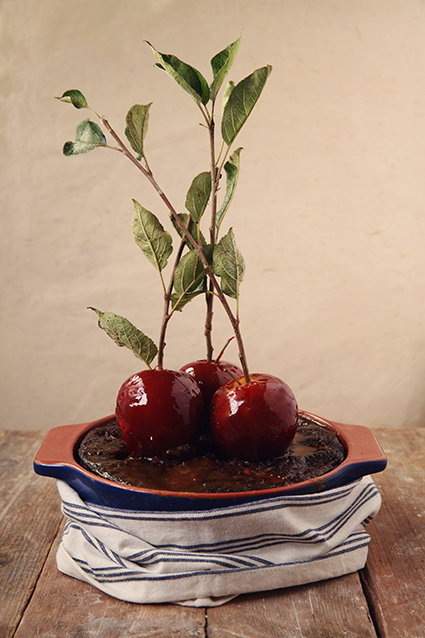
[77,415,345,493]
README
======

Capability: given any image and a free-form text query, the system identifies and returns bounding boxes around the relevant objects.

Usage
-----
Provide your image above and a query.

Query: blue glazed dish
[34,411,386,512]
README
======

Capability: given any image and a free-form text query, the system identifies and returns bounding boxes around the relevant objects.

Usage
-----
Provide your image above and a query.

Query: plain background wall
[1,0,425,430]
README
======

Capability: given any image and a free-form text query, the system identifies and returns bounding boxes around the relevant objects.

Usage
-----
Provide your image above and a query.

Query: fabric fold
[56,476,381,606]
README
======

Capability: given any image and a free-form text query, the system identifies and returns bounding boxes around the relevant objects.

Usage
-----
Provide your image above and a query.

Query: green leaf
[89,308,158,366]
[216,147,242,231]
[55,89,88,109]
[146,42,210,105]
[213,228,245,299]
[222,81,234,114]
[170,213,206,249]
[185,171,212,223]
[63,119,106,156]
[132,200,173,272]
[171,246,213,311]
[210,37,241,101]
[125,103,152,158]
[221,65,272,145]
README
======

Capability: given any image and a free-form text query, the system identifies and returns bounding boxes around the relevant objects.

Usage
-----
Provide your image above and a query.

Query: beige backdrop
[1,0,424,431]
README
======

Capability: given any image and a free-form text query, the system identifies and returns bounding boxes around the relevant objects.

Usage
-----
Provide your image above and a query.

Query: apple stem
[204,102,218,363]
[224,368,242,385]
[157,231,187,369]
[99,116,251,383]
[215,336,235,363]
[204,281,214,362]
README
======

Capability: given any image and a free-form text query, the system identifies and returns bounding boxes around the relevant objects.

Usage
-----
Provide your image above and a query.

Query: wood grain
[0,430,45,523]
[14,528,206,638]
[0,432,63,638]
[206,573,376,638]
[360,428,425,638]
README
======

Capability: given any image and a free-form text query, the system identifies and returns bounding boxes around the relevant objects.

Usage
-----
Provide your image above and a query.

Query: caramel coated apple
[180,359,243,406]
[116,369,203,458]
[210,373,298,461]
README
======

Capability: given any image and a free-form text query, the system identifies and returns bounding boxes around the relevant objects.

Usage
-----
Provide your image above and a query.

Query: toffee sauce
[77,415,345,493]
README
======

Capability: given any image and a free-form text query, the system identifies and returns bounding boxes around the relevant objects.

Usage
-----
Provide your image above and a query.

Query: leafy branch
[56,37,272,382]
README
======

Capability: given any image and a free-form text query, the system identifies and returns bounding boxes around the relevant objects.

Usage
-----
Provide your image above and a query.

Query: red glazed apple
[180,359,243,406]
[116,369,203,458]
[210,373,298,461]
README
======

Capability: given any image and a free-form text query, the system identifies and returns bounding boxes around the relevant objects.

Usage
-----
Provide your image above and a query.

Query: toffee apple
[116,369,203,458]
[180,359,243,406]
[211,373,298,461]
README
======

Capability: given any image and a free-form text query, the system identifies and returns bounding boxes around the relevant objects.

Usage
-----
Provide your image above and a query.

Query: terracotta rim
[34,410,387,500]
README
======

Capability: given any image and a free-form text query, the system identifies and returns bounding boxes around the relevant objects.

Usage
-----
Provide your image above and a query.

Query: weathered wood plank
[15,525,206,638]
[206,572,376,638]
[0,430,45,522]
[360,428,425,638]
[0,432,63,638]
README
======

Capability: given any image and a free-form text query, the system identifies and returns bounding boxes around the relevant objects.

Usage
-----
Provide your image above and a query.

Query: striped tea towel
[56,476,381,606]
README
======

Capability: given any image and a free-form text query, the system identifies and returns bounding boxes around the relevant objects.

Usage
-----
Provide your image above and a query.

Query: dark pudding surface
[76,415,346,493]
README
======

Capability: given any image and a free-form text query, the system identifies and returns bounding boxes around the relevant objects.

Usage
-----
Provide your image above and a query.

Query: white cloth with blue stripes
[56,476,381,606]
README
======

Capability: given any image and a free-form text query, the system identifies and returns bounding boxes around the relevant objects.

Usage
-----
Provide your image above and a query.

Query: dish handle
[327,419,387,472]
[34,421,94,469]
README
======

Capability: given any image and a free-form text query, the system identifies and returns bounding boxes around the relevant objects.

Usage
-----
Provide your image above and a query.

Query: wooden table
[1,428,424,638]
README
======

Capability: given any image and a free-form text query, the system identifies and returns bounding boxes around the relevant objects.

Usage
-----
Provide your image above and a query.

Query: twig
[99,116,250,382]
[157,233,187,369]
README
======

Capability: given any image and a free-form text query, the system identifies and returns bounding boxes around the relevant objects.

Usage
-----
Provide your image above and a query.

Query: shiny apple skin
[116,369,203,458]
[210,373,298,461]
[180,360,243,406]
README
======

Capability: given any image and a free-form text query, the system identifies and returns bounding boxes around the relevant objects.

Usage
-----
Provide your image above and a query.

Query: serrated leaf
[56,89,88,109]
[125,103,152,158]
[170,213,206,249]
[221,65,272,145]
[217,147,242,231]
[171,246,213,311]
[63,119,106,156]
[89,308,158,366]
[185,171,211,223]
[213,228,245,299]
[132,200,173,272]
[146,42,210,105]
[210,37,241,101]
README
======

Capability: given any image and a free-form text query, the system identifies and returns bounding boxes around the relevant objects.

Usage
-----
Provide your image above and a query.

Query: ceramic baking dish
[34,410,387,511]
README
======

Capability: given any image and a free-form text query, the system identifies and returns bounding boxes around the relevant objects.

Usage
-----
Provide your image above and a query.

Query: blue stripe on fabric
[64,521,130,567]
[76,553,261,571]
[70,536,370,584]
[129,487,378,559]
[64,522,100,552]
[96,538,127,567]
[75,529,368,578]
[61,483,375,535]
[132,551,267,569]
[309,485,377,539]
[66,517,368,580]
[62,484,377,562]
[62,508,119,531]
[128,546,272,566]
[60,488,354,524]
[125,529,367,569]
[68,483,361,523]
